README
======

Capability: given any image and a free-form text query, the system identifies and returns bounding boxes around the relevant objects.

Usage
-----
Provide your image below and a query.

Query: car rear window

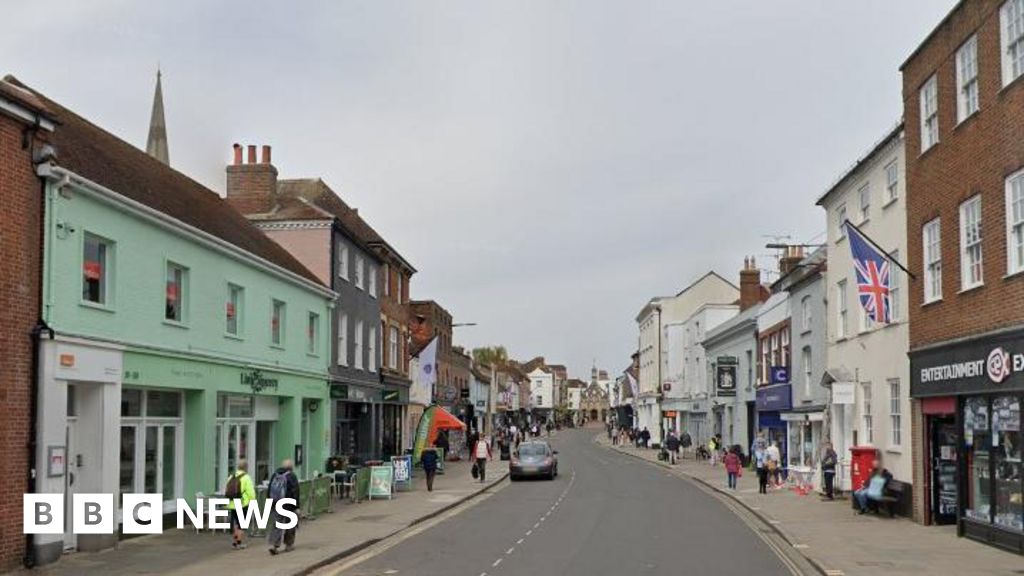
[519,444,549,456]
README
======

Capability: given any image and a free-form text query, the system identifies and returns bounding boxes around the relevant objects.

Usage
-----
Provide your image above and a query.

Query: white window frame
[836,280,848,339]
[82,232,113,307]
[889,249,902,322]
[959,195,983,290]
[354,320,364,370]
[307,311,319,355]
[368,264,377,298]
[920,75,939,152]
[337,313,348,367]
[888,378,902,448]
[1002,0,1024,87]
[858,182,871,222]
[271,299,286,347]
[388,325,399,370]
[1006,169,1024,275]
[923,218,942,303]
[956,35,980,123]
[354,255,364,290]
[802,346,812,397]
[226,283,244,336]
[837,204,848,240]
[165,261,189,324]
[885,160,899,204]
[383,263,391,297]
[337,244,349,281]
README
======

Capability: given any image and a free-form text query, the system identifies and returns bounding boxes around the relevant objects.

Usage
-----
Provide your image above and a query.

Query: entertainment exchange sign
[910,329,1024,397]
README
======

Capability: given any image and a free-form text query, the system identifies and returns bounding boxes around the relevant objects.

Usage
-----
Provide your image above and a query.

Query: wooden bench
[865,479,907,517]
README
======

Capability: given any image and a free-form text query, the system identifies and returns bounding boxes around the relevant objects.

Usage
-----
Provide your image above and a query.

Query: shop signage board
[910,328,1024,397]
[241,369,279,393]
[756,384,792,412]
[770,366,790,385]
[382,389,400,402]
[832,382,856,405]
[716,356,738,397]
[369,465,393,500]
[391,455,412,491]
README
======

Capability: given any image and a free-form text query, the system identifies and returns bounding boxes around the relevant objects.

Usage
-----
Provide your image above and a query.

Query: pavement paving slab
[598,436,1024,576]
[22,459,504,576]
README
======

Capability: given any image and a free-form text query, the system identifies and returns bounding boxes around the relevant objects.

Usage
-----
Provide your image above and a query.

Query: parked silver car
[510,441,558,480]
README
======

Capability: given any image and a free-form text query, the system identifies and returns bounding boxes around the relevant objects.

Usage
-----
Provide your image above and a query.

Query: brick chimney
[739,256,765,311]
[225,143,278,214]
[779,246,805,277]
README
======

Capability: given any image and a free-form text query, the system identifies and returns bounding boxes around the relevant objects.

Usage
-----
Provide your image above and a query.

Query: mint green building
[25,82,335,561]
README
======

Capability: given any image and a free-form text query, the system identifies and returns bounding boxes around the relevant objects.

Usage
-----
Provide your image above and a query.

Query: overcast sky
[4,1,953,379]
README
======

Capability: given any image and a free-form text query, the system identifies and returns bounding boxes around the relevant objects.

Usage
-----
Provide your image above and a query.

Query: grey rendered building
[705,305,760,453]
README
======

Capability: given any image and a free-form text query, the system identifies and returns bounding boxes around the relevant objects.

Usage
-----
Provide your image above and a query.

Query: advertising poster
[369,465,394,500]
[392,455,412,492]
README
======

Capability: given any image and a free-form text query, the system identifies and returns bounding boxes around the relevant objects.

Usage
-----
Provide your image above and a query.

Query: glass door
[218,421,254,491]
[931,416,958,525]
[143,424,181,505]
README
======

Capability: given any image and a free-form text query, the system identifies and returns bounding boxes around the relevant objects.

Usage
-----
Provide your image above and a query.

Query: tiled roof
[8,76,323,286]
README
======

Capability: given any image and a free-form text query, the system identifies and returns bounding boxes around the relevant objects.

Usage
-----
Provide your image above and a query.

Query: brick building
[409,300,455,406]
[0,77,53,570]
[902,0,1024,552]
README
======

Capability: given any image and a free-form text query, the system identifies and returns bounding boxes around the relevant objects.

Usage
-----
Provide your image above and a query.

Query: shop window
[147,390,182,417]
[82,233,112,305]
[993,396,1022,531]
[964,397,992,523]
[165,261,187,322]
[121,388,143,417]
[217,394,254,419]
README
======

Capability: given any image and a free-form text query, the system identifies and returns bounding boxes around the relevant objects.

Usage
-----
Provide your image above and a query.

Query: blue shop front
[756,383,792,464]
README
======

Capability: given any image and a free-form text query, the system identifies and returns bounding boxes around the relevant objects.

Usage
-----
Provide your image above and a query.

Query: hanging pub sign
[240,368,279,393]
[716,356,738,397]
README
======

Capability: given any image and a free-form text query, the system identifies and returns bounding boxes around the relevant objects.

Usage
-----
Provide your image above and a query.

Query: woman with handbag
[472,436,492,483]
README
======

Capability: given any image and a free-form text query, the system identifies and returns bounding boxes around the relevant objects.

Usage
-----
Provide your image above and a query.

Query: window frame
[337,243,350,281]
[388,325,400,370]
[354,255,364,290]
[164,260,189,325]
[270,299,286,348]
[858,182,871,222]
[368,325,377,372]
[354,319,364,370]
[923,218,943,303]
[959,195,984,290]
[307,311,320,356]
[956,35,980,123]
[225,283,244,337]
[1001,0,1024,87]
[1006,169,1024,276]
[337,313,348,367]
[885,160,899,204]
[836,203,848,241]
[836,280,848,339]
[862,382,874,445]
[82,232,113,308]
[368,263,377,298]
[888,378,902,448]
[889,249,902,322]
[920,75,939,152]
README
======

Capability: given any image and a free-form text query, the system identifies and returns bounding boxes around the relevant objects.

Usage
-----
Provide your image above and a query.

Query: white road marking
[516,538,524,544]
[533,522,540,528]
[492,558,502,567]
[526,530,532,536]
[506,547,515,555]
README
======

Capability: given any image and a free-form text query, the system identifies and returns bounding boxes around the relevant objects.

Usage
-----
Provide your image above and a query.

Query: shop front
[911,329,1024,554]
[781,409,825,490]
[381,382,409,458]
[757,384,792,465]
[331,381,382,464]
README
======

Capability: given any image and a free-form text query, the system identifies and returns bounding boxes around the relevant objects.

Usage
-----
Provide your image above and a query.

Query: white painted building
[528,367,555,414]
[635,272,739,445]
[817,125,911,491]
[663,303,738,443]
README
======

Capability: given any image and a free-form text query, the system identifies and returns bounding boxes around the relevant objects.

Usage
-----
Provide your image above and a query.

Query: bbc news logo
[23,494,298,534]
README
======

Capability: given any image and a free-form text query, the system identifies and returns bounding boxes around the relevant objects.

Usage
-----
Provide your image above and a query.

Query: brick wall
[0,110,43,570]
[903,0,1024,350]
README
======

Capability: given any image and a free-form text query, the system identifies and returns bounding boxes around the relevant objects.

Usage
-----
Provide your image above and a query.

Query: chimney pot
[262,145,272,164]
[247,145,257,164]
[232,143,242,165]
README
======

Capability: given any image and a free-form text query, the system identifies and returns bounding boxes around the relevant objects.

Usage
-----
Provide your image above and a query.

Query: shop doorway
[119,389,184,514]
[931,415,958,525]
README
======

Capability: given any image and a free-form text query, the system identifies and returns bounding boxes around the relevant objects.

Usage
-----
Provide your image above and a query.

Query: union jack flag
[845,222,891,324]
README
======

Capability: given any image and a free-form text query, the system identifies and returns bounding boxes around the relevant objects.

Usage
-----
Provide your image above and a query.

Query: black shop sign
[910,328,1024,397]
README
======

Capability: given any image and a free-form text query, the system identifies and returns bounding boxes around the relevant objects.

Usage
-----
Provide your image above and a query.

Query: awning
[819,366,855,388]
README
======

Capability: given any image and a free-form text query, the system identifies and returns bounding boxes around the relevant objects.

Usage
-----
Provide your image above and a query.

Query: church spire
[146,68,169,165]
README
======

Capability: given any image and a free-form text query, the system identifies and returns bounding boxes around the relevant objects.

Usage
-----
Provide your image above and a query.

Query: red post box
[849,446,880,491]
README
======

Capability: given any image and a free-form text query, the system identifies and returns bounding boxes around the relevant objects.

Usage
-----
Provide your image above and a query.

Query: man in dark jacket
[665,431,681,465]
[267,459,300,555]
[821,442,838,500]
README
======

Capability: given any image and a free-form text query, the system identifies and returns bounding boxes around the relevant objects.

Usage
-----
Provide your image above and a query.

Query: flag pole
[843,219,916,280]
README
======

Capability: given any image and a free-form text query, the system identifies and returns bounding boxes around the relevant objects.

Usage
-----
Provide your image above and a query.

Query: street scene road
[324,429,794,576]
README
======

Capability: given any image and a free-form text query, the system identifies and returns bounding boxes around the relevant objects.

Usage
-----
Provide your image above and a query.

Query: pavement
[25,458,506,576]
[600,436,1024,576]
[321,428,798,576]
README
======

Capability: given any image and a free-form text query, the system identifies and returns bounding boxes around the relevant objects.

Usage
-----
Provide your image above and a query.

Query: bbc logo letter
[123,494,163,534]
[23,494,63,534]
[73,494,114,534]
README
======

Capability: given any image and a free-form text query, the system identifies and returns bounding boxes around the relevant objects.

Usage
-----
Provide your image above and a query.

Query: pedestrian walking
[422,445,440,491]
[267,459,299,555]
[708,436,719,466]
[225,459,256,550]
[754,444,768,494]
[821,442,838,500]
[766,442,782,488]
[665,431,680,465]
[473,435,492,483]
[640,427,651,449]
[680,431,692,459]
[724,447,742,490]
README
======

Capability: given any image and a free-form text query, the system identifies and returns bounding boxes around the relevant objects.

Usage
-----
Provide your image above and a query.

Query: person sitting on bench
[854,458,893,514]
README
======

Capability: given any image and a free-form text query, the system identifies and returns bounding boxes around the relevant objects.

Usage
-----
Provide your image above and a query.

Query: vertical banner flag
[845,222,892,324]
[418,336,438,404]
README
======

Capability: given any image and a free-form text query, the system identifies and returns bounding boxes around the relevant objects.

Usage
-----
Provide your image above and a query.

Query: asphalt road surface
[326,429,795,576]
